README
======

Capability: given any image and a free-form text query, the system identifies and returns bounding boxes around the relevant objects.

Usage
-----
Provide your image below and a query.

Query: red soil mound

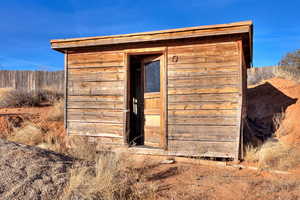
[0,106,66,141]
[247,77,300,145]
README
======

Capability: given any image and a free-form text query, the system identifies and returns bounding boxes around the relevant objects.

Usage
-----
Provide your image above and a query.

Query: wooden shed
[51,21,253,160]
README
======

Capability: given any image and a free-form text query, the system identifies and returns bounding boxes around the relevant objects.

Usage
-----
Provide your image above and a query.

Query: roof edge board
[51,23,252,50]
[51,21,252,44]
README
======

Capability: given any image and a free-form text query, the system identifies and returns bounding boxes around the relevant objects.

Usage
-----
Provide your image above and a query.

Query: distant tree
[279,49,300,67]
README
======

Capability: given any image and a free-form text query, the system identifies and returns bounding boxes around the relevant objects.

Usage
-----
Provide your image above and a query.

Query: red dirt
[0,106,66,140]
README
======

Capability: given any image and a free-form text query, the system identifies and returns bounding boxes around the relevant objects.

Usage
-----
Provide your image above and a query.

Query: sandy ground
[0,139,73,200]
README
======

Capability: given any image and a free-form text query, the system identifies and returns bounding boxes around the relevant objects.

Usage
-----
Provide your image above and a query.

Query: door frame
[123,47,168,150]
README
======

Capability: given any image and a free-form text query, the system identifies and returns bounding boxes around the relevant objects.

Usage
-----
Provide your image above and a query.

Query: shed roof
[51,20,253,66]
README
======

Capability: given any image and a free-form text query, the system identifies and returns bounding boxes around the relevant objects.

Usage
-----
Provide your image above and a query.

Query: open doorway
[128,54,165,149]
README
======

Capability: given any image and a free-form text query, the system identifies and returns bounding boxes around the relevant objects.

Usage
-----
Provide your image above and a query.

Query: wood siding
[65,39,245,159]
[67,50,125,146]
[167,41,242,158]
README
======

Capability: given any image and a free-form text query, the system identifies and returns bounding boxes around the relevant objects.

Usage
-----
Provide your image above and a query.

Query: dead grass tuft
[7,122,44,146]
[63,151,158,200]
[47,100,64,121]
[246,109,300,170]
[244,145,260,162]
[245,140,300,170]
[67,136,98,161]
[258,140,300,170]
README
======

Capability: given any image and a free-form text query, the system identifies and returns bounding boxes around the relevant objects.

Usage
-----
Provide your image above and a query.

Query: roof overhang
[51,20,253,67]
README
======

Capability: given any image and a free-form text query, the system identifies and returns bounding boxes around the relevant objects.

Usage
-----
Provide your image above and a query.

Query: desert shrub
[278,49,300,67]
[7,122,44,146]
[47,100,64,121]
[0,89,63,108]
[36,89,63,104]
[0,90,42,107]
[274,65,300,82]
[247,66,276,85]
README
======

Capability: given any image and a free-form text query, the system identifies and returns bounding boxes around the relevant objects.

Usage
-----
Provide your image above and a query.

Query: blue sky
[0,0,299,70]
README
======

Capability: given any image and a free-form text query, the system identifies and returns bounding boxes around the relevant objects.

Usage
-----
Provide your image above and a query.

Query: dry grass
[40,131,67,154]
[5,117,67,153]
[244,145,260,162]
[245,110,300,170]
[258,141,300,170]
[7,122,44,146]
[62,138,158,200]
[67,136,99,161]
[0,88,13,97]
[245,140,300,170]
[244,178,300,200]
[272,111,285,132]
[47,100,64,121]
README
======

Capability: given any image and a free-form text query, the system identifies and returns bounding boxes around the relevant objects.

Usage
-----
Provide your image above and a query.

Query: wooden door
[142,55,163,148]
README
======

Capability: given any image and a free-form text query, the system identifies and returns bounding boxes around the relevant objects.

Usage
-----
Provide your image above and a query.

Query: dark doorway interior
[129,55,144,146]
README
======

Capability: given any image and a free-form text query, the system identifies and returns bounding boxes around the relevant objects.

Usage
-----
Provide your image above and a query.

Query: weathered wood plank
[68,52,123,61]
[68,81,123,94]
[144,98,161,110]
[168,109,238,116]
[68,95,123,102]
[169,134,236,142]
[169,125,237,134]
[168,55,240,65]
[168,101,239,110]
[168,76,238,87]
[68,72,125,82]
[168,93,240,103]
[144,115,160,127]
[68,80,123,95]
[68,122,123,135]
[68,66,124,74]
[168,62,240,69]
[167,41,237,54]
[67,101,123,109]
[168,116,237,125]
[67,108,123,123]
[168,140,237,157]
[68,113,123,123]
[168,66,239,77]
[68,52,123,68]
[68,108,123,114]
[168,86,239,95]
